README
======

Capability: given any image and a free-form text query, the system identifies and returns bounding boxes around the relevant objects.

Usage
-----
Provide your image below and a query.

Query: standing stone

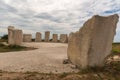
[8,26,15,45]
[60,34,68,43]
[45,31,50,42]
[13,29,23,45]
[52,34,58,42]
[8,26,23,45]
[23,34,32,42]
[67,14,119,68]
[35,32,42,42]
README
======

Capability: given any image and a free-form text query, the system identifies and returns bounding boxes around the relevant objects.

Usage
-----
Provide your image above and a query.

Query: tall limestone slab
[45,31,50,42]
[12,29,23,45]
[35,32,42,42]
[23,34,32,42]
[8,26,15,45]
[52,34,58,42]
[60,34,68,43]
[8,26,23,45]
[67,14,119,68]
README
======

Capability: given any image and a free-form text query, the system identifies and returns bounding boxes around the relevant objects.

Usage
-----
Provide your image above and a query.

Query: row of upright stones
[8,27,68,45]
[23,31,68,43]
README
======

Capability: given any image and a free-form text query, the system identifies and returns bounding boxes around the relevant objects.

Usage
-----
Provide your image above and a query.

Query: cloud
[0,0,120,42]
[104,9,120,14]
[34,13,61,23]
[0,0,17,13]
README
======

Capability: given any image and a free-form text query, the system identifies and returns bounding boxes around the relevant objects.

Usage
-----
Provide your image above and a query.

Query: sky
[0,0,120,42]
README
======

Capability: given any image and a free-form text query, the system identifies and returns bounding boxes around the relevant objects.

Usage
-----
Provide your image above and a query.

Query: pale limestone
[60,34,68,43]
[35,32,42,42]
[52,34,58,42]
[45,31,50,42]
[8,26,15,45]
[67,14,119,68]
[23,34,32,42]
[12,29,23,45]
[8,26,23,45]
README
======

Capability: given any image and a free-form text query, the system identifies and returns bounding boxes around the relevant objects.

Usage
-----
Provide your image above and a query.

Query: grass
[0,43,36,52]
[0,39,7,42]
[107,43,120,57]
[59,72,69,78]
[112,43,120,54]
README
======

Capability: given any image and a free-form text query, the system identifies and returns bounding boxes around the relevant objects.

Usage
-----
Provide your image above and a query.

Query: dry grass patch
[0,43,36,53]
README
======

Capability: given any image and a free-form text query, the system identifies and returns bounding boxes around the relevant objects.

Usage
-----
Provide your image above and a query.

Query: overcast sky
[0,0,120,42]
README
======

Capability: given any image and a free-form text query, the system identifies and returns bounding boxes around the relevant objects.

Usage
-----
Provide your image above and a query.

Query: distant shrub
[57,40,60,42]
[80,66,105,74]
[42,39,44,42]
[59,72,68,78]
[1,34,8,40]
[8,45,25,49]
[0,43,5,47]
[49,39,52,41]
[32,39,35,42]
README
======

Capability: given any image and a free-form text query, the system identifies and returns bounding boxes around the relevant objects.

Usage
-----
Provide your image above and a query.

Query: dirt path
[0,42,79,73]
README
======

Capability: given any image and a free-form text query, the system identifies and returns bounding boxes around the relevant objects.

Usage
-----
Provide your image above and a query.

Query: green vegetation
[0,35,8,42]
[79,62,120,74]
[0,43,36,52]
[112,43,120,53]
[107,43,120,57]
[1,34,8,40]
[42,39,44,42]
[32,38,35,42]
[49,39,53,41]
[59,72,69,78]
[79,66,104,74]
[0,39,8,42]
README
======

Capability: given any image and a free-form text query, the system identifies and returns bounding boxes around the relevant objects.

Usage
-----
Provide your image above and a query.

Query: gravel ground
[0,42,79,73]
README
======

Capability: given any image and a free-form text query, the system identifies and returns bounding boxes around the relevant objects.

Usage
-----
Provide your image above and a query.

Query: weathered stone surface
[45,31,50,42]
[8,26,23,45]
[8,26,15,45]
[35,32,42,42]
[60,34,68,43]
[67,14,119,68]
[23,34,32,42]
[52,34,58,42]
[13,29,23,45]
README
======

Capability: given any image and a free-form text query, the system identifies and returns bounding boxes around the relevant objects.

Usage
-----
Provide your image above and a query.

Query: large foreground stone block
[45,31,50,42]
[60,34,68,43]
[8,26,23,45]
[52,34,58,42]
[23,34,32,42]
[67,14,119,68]
[35,32,42,42]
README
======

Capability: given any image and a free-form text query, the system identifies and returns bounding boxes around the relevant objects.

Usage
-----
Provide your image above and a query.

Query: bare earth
[0,42,79,73]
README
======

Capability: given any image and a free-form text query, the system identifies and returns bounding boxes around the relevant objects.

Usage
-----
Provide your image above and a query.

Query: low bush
[0,43,5,47]
[1,34,8,40]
